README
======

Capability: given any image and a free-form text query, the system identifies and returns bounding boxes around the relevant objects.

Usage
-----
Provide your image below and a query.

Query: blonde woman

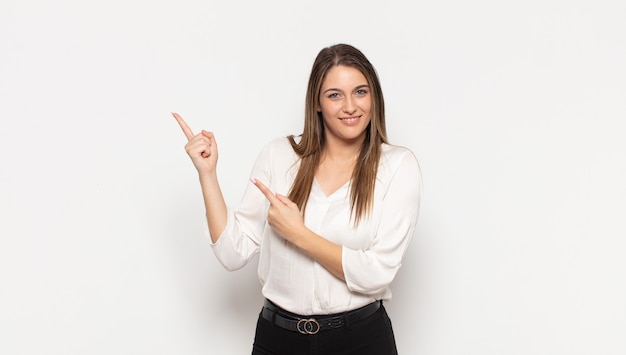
[174,43,421,355]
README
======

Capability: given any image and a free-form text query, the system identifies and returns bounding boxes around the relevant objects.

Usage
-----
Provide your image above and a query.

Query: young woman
[173,43,421,355]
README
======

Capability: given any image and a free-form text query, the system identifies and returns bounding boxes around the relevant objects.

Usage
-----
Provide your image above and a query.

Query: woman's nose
[342,97,356,114]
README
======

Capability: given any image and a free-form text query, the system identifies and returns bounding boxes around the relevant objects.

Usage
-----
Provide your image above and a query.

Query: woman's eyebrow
[322,87,343,94]
[322,84,369,94]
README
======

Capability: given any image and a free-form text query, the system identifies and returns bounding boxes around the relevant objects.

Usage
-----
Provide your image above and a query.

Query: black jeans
[251,304,398,355]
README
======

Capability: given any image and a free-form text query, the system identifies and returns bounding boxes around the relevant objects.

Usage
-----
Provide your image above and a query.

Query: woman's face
[317,65,372,146]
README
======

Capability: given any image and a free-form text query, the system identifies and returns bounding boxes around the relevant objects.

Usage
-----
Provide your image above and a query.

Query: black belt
[261,299,381,335]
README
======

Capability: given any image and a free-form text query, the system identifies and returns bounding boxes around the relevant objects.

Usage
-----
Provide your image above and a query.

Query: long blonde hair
[288,44,388,225]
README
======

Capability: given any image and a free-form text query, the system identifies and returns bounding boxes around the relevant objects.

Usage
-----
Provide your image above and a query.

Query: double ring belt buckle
[297,318,320,335]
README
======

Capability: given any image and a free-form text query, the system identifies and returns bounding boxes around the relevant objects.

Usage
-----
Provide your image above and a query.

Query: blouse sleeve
[342,149,422,295]
[207,143,274,271]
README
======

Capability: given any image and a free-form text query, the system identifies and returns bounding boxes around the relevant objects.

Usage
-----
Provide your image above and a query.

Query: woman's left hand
[251,178,306,243]
[252,178,345,280]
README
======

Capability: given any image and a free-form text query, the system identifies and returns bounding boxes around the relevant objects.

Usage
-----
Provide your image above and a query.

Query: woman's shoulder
[263,136,295,150]
[257,136,298,159]
[379,143,421,177]
[381,143,419,163]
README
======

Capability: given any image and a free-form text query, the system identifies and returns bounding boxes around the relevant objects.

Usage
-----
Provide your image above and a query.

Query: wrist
[291,227,316,251]
[198,170,218,182]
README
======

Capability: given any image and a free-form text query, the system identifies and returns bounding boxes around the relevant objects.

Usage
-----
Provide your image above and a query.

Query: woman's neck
[321,136,364,163]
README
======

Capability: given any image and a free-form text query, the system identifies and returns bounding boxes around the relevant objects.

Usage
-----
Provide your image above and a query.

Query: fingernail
[250,178,257,184]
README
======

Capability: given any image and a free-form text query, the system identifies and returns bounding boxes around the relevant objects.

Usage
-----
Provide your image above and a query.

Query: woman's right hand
[172,112,218,176]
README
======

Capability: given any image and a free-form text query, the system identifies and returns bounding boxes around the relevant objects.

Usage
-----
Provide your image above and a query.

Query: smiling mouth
[340,116,360,122]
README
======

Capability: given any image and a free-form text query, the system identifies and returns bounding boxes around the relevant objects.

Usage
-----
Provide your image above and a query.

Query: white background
[1,0,625,354]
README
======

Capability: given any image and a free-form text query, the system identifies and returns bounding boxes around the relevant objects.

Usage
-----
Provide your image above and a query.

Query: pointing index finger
[171,112,195,141]
[251,178,281,205]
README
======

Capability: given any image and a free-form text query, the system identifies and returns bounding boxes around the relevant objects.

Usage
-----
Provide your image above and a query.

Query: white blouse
[208,137,421,315]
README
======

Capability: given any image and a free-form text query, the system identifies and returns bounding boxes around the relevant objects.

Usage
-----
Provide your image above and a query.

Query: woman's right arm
[172,112,227,243]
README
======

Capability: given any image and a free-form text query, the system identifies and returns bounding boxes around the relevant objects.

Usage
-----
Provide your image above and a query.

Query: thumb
[275,193,295,207]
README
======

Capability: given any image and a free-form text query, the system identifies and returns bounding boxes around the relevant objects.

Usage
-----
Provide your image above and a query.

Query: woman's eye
[328,93,340,99]
[356,89,368,95]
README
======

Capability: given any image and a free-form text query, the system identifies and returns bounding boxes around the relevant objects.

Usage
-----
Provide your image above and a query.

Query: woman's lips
[340,116,361,125]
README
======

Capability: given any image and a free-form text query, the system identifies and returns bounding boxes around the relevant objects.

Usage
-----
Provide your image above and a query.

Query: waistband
[261,299,382,335]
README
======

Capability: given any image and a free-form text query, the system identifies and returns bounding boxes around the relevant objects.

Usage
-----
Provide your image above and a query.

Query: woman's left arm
[250,178,346,280]
[341,151,421,295]
[251,150,421,288]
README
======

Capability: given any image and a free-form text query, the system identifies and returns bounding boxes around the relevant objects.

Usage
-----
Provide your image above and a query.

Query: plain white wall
[1,0,625,354]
